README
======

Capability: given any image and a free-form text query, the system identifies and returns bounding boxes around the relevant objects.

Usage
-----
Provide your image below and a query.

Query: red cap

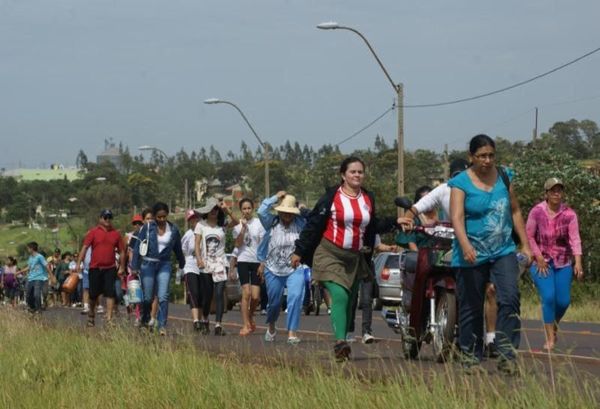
[185,209,199,221]
[131,214,143,224]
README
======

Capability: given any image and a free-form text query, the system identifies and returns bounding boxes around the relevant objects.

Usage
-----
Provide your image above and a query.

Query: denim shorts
[82,270,90,290]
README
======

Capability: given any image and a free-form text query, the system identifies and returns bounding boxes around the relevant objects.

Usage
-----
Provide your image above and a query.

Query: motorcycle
[381,197,458,362]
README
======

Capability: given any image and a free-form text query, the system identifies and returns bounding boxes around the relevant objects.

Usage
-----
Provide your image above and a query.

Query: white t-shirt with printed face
[232,218,265,263]
[194,222,227,282]
[265,221,302,276]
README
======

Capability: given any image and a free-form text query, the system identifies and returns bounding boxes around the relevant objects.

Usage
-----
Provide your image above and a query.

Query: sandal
[239,327,252,336]
[249,321,257,332]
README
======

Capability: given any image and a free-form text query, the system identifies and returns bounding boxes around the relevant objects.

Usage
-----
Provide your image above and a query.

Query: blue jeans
[26,280,44,312]
[456,252,521,361]
[530,261,572,324]
[265,268,305,332]
[140,260,172,329]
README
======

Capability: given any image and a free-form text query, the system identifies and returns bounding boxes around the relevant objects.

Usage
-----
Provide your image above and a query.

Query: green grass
[0,223,83,259]
[0,311,598,409]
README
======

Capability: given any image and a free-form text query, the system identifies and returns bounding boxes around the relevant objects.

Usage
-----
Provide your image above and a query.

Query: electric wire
[335,47,600,146]
[402,46,600,108]
[335,104,395,146]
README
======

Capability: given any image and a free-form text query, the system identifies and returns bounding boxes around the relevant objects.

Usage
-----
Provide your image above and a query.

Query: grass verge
[0,311,598,409]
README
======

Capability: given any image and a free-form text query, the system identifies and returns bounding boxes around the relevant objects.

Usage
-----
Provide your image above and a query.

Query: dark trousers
[349,279,374,335]
[456,252,521,362]
[198,274,225,322]
[26,280,44,312]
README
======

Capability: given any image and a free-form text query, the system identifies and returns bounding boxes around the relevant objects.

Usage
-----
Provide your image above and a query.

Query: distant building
[97,143,123,170]
[1,167,81,182]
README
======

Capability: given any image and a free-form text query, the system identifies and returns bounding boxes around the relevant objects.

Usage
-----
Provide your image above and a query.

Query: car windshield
[385,255,399,269]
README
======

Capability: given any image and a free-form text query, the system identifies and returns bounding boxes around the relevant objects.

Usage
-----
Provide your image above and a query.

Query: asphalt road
[39,302,600,381]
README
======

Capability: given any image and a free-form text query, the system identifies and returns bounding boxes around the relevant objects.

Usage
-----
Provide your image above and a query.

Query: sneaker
[86,318,95,327]
[334,341,351,362]
[97,305,105,314]
[148,318,156,328]
[345,333,356,343]
[193,321,202,332]
[460,354,485,375]
[287,336,301,345]
[80,308,89,315]
[159,328,167,336]
[214,325,226,336]
[462,362,486,375]
[201,321,210,335]
[362,333,375,344]
[484,342,499,359]
[264,329,276,342]
[260,309,267,316]
[497,359,519,376]
[133,318,141,328]
[71,303,78,308]
[327,308,331,315]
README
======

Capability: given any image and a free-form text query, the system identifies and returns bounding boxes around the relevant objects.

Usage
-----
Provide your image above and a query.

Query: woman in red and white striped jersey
[292,156,397,361]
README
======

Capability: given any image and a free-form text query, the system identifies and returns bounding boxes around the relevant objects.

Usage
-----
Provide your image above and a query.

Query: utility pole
[443,144,449,180]
[533,107,539,140]
[397,84,404,214]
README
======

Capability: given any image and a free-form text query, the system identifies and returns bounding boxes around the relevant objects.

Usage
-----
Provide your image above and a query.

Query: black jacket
[294,186,397,267]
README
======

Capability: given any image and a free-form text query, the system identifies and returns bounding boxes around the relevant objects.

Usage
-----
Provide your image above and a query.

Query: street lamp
[317,21,405,203]
[204,98,270,198]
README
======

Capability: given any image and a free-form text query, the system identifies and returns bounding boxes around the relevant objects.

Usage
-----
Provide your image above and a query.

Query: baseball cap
[544,177,564,191]
[131,214,143,224]
[185,209,199,221]
[100,209,113,219]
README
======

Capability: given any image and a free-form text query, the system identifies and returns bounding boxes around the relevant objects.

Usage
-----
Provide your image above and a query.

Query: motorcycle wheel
[432,289,457,363]
[401,328,421,360]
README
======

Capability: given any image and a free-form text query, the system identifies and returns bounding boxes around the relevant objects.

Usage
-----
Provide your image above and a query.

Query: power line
[336,104,395,146]
[334,47,600,147]
[403,46,600,108]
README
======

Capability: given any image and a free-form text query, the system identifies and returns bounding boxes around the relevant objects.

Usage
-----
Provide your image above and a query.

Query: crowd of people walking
[0,145,585,371]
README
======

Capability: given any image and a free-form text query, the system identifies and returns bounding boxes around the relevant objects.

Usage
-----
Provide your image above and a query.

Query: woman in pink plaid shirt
[526,177,583,351]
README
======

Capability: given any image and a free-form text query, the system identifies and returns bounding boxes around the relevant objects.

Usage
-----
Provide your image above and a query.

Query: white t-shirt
[265,221,302,277]
[157,223,172,253]
[194,222,227,282]
[232,218,265,263]
[181,229,199,274]
[414,183,450,219]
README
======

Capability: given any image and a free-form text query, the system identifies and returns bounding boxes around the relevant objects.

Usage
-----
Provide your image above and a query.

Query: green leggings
[322,280,359,341]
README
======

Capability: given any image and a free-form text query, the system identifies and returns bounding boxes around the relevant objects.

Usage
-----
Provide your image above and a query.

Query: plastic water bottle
[175,268,183,285]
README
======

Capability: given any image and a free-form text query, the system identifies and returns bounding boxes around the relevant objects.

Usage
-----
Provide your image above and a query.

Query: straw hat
[274,194,300,215]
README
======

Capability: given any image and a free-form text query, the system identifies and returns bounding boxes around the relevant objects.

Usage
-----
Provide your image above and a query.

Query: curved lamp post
[204,98,270,198]
[317,21,405,200]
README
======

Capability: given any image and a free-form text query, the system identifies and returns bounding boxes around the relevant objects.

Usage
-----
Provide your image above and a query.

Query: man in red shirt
[76,209,125,326]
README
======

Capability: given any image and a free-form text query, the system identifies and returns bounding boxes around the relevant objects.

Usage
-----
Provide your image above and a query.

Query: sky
[1,0,599,169]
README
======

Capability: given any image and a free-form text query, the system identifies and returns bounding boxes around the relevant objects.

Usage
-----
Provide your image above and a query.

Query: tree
[75,150,89,170]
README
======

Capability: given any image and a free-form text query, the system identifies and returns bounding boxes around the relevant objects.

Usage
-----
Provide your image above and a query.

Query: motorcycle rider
[398,159,502,357]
